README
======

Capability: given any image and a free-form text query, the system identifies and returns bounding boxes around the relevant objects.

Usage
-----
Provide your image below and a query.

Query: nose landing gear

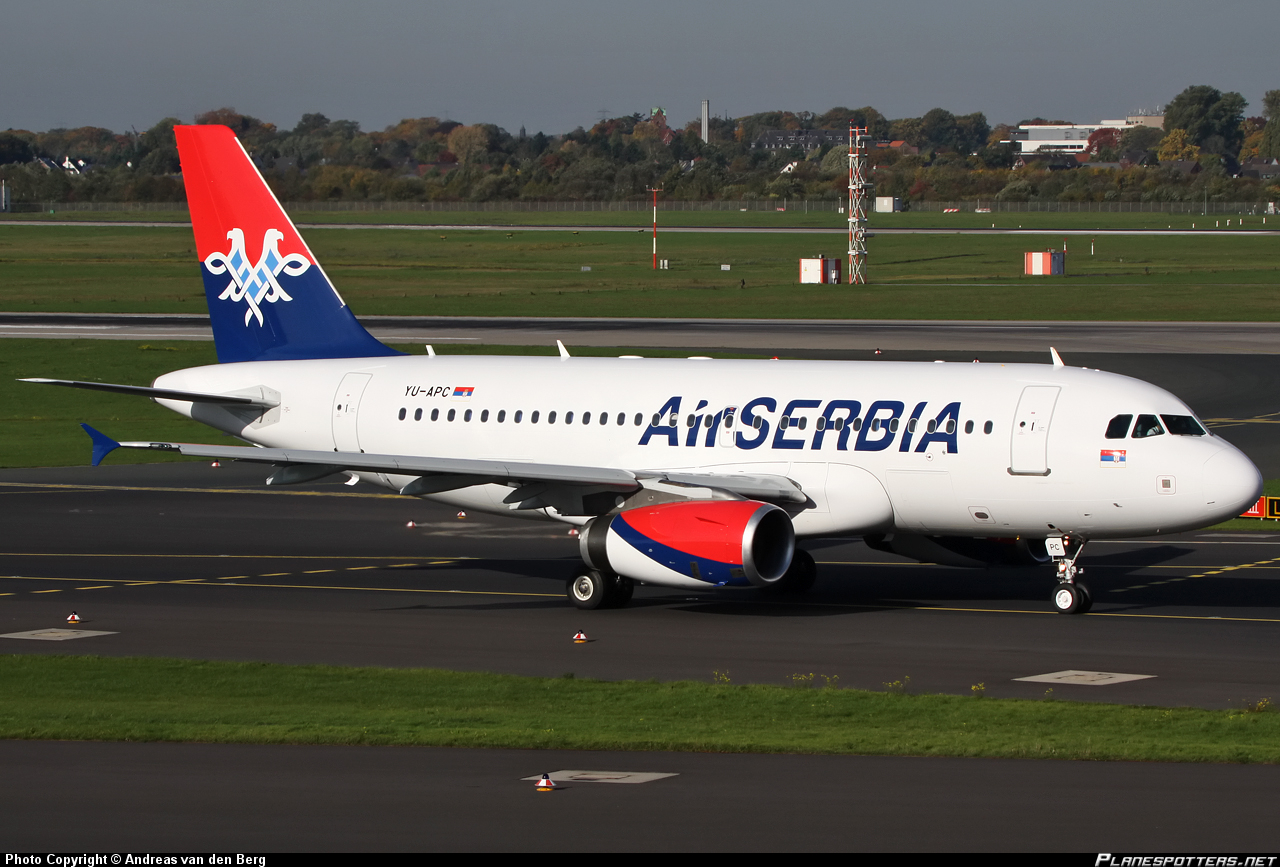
[1048,535,1092,614]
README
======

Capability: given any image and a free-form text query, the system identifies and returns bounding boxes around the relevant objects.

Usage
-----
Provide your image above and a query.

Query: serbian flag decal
[1100,449,1127,467]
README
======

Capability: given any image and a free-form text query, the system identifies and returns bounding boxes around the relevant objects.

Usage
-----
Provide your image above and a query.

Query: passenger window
[724,411,735,428]
[398,408,406,421]
[871,418,880,432]
[447,409,456,422]
[753,416,763,430]
[431,408,439,422]
[548,411,556,424]
[889,418,899,433]
[531,411,540,424]
[926,419,936,434]
[414,408,422,421]
[797,417,807,431]
[686,414,695,428]
[515,410,523,423]
[651,413,660,426]
[563,411,571,424]
[983,421,993,434]
[634,413,643,426]
[906,418,917,434]
[582,411,590,425]
[1131,414,1164,438]
[946,419,956,434]
[964,420,973,434]
[852,417,862,431]
[464,409,472,422]
[1162,415,1206,436]
[481,409,489,422]
[498,410,506,423]
[703,414,714,428]
[779,416,789,430]
[1105,414,1132,439]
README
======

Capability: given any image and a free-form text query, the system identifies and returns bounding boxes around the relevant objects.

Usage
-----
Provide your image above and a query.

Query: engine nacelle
[864,532,1053,568]
[580,500,795,590]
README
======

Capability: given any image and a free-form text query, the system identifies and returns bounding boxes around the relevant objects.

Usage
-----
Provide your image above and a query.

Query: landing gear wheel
[1075,581,1093,614]
[766,549,817,595]
[568,570,610,610]
[609,574,634,608]
[1051,581,1082,614]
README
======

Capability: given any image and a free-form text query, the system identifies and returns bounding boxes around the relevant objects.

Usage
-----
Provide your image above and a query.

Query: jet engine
[863,532,1052,568]
[580,500,795,590]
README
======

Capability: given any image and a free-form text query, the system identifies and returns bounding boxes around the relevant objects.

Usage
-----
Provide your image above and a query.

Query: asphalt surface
[5,311,1280,354]
[3,461,1280,850]
[4,741,1278,851]
[5,338,1280,850]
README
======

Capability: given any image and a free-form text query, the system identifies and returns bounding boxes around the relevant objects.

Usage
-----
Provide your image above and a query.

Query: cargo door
[1009,386,1060,475]
[332,373,372,452]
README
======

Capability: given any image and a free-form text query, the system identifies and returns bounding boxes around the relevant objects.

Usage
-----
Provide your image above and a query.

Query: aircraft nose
[1203,446,1263,520]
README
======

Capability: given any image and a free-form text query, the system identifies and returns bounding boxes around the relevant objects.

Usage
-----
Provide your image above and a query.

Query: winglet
[557,340,571,359]
[1050,346,1065,368]
[80,423,121,467]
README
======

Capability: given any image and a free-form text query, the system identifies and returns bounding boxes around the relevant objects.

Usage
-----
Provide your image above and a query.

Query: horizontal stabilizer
[80,423,121,467]
[21,379,278,408]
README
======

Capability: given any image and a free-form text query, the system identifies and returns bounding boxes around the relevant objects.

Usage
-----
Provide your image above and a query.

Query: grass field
[3,206,1275,232]
[1,655,1276,762]
[2,224,1279,320]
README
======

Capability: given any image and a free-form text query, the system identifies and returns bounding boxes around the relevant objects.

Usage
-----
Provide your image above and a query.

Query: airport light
[647,185,663,270]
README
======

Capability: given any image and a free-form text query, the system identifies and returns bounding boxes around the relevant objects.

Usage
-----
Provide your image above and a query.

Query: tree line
[1,86,1278,206]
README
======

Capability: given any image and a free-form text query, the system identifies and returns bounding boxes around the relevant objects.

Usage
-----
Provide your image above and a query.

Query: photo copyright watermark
[5,857,266,867]
[1097,857,1277,867]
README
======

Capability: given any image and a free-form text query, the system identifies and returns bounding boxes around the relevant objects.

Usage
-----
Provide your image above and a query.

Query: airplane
[23,124,1263,615]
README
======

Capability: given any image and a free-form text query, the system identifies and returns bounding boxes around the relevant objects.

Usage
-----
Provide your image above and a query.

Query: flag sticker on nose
[1100,449,1127,467]
[452,386,475,399]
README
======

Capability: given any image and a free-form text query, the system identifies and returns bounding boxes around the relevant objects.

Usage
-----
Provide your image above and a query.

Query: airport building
[1006,115,1163,155]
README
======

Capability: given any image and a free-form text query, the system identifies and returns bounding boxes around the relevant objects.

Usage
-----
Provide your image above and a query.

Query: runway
[4,311,1280,354]
[4,218,1278,237]
[3,462,1279,707]
[4,462,1280,849]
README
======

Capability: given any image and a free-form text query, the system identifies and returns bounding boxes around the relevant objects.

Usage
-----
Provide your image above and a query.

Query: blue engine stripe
[610,513,751,587]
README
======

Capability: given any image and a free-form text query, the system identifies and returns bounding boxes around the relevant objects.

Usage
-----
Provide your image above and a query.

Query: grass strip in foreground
[2,656,1277,762]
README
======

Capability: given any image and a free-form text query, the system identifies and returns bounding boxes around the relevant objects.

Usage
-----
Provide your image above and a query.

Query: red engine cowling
[580,500,795,590]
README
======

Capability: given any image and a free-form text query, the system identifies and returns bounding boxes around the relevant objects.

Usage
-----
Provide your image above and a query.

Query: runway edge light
[573,630,589,644]
[536,773,556,792]
[67,612,81,624]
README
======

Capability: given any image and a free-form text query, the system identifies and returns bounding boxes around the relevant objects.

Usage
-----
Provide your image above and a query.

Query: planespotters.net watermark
[5,857,266,867]
[1097,858,1277,866]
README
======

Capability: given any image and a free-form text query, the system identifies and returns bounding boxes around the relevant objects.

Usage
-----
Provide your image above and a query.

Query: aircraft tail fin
[174,124,397,364]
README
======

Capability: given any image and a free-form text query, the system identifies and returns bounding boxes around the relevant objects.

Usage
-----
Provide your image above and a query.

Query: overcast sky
[5,1,1274,135]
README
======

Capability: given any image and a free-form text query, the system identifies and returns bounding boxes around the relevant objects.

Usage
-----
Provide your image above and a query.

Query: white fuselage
[153,355,1262,540]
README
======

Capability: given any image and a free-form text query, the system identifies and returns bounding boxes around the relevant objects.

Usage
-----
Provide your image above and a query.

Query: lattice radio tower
[847,124,870,284]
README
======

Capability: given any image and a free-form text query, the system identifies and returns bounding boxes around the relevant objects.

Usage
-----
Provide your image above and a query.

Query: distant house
[1160,160,1202,176]
[875,140,919,155]
[754,129,848,151]
[1012,154,1078,171]
[1240,158,1280,181]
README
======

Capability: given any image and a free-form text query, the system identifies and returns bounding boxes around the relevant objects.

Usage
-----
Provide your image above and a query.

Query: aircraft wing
[22,379,279,408]
[81,426,806,504]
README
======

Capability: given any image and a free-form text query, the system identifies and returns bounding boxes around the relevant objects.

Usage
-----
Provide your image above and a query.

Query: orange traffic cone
[67,612,81,624]
[573,630,588,644]
[535,773,556,792]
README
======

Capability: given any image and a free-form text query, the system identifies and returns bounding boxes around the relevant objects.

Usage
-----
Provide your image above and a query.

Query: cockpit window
[1131,414,1164,438]
[1162,414,1206,436]
[1105,414,1132,439]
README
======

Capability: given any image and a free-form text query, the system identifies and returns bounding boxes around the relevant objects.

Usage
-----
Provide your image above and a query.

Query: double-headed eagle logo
[204,228,311,326]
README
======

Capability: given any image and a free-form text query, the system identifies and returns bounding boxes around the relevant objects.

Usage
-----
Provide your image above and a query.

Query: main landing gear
[1048,536,1092,615]
[568,569,634,610]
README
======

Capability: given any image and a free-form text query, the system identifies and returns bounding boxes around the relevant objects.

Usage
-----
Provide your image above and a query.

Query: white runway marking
[1014,670,1156,686]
